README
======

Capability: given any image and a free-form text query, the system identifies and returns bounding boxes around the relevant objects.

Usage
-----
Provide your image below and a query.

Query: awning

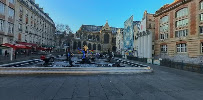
[1,43,16,48]
[17,42,38,47]
[0,45,10,49]
[1,43,32,49]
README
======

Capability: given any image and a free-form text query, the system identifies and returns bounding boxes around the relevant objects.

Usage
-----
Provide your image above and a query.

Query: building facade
[74,21,118,52]
[0,0,55,55]
[133,21,141,57]
[15,0,55,46]
[0,0,15,45]
[154,0,203,63]
[137,11,155,59]
[116,28,123,54]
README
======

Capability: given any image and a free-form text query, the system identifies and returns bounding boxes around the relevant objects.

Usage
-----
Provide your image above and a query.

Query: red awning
[1,43,16,48]
[17,42,38,47]
[15,44,27,49]
[1,43,32,49]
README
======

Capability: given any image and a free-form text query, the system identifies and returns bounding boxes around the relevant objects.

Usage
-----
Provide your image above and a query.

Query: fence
[160,59,203,74]
[115,54,203,74]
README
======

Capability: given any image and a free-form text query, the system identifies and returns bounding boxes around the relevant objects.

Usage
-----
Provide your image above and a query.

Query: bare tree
[56,23,72,34]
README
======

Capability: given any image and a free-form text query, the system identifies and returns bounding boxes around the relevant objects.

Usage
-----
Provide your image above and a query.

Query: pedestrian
[112,52,114,58]
[5,50,8,57]
[67,48,73,67]
[108,49,112,62]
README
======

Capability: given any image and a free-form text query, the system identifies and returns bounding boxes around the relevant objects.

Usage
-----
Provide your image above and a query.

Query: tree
[56,23,72,34]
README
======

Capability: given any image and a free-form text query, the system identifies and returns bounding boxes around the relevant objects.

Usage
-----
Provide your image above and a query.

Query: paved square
[0,64,203,100]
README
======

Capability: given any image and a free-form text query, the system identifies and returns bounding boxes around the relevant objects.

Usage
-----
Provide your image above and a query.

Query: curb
[0,67,153,75]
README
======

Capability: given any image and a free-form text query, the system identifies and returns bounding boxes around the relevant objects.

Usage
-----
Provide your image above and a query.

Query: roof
[154,0,192,17]
[79,24,120,34]
[80,25,102,32]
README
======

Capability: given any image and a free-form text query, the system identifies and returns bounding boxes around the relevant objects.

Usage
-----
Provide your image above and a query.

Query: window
[175,29,188,37]
[200,1,203,10]
[176,19,188,27]
[201,43,203,53]
[0,19,4,32]
[160,33,168,40]
[8,23,14,34]
[18,24,22,31]
[159,25,169,32]
[200,26,203,34]
[161,45,167,53]
[19,5,23,12]
[8,8,14,19]
[177,43,187,53]
[0,2,5,14]
[176,8,188,18]
[160,16,169,24]
[26,9,28,16]
[200,14,203,21]
[9,0,15,4]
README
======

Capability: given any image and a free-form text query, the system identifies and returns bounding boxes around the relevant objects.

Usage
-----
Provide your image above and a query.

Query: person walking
[5,50,8,57]
[67,48,73,67]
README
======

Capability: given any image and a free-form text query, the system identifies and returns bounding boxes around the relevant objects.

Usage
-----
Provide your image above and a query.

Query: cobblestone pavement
[0,63,203,100]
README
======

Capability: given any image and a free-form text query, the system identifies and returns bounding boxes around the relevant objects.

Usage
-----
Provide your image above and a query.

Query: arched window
[88,35,92,40]
[83,41,87,46]
[88,43,92,50]
[104,33,109,43]
[176,8,188,18]
[73,42,77,50]
[93,44,96,50]
[160,16,168,24]
[93,35,96,41]
[112,46,116,52]
[78,41,81,48]
[83,33,87,39]
[96,35,100,41]
[98,44,101,50]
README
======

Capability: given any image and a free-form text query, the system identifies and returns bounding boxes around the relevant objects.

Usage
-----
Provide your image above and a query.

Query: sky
[35,0,174,33]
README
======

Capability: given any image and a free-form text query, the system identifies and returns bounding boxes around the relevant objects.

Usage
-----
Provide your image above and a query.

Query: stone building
[74,21,118,53]
[154,0,203,63]
[15,0,55,46]
[137,11,155,59]
[116,28,124,54]
[0,0,55,55]
[0,0,15,46]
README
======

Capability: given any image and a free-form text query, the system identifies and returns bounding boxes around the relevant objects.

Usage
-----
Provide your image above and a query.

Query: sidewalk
[0,52,64,65]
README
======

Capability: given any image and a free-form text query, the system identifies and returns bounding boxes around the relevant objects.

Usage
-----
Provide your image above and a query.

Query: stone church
[74,21,119,52]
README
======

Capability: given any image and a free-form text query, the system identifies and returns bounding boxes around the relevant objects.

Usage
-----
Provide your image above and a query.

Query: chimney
[36,4,39,8]
[31,0,35,3]
[40,8,43,11]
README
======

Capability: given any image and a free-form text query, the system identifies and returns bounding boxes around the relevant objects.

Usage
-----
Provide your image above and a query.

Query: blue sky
[35,0,174,32]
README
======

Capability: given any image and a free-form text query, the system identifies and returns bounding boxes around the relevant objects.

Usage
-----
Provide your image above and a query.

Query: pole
[10,48,13,61]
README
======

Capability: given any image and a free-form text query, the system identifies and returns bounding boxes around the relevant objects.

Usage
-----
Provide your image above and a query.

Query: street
[0,63,203,100]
